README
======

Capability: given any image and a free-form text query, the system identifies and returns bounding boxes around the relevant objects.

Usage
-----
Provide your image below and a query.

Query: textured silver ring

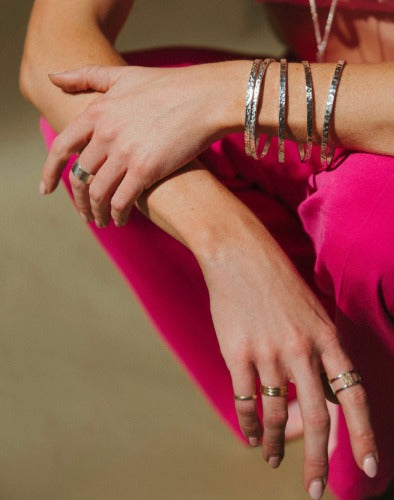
[71,160,95,185]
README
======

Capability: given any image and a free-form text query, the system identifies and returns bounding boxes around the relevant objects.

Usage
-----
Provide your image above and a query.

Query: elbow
[19,53,34,103]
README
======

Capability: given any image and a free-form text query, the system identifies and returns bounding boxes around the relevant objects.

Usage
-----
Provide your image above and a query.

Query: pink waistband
[257,0,394,13]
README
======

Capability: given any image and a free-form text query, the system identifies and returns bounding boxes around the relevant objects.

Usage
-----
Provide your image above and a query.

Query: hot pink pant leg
[40,47,393,499]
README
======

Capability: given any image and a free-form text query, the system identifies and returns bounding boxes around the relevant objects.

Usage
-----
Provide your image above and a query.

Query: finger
[321,339,378,478]
[294,362,330,500]
[284,399,304,441]
[48,65,125,93]
[110,170,145,227]
[230,363,262,447]
[89,159,127,227]
[70,141,107,222]
[259,369,288,468]
[41,115,94,194]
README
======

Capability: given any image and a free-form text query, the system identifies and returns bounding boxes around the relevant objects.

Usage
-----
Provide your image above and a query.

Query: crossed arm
[20,0,381,497]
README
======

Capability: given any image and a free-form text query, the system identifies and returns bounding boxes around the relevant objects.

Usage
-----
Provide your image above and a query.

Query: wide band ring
[71,160,95,185]
[328,369,362,396]
[260,385,288,397]
[234,394,258,401]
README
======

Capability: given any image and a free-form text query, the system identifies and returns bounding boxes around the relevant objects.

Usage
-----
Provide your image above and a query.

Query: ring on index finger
[71,160,95,185]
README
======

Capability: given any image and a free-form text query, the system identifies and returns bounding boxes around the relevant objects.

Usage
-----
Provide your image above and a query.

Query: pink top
[257,0,394,13]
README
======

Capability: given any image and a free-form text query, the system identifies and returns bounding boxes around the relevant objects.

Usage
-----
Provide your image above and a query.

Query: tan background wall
[0,1,332,499]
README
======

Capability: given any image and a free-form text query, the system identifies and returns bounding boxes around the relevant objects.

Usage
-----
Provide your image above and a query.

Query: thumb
[48,64,125,93]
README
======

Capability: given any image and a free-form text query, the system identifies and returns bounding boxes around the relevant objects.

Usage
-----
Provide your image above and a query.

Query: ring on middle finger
[260,384,288,397]
[71,160,95,185]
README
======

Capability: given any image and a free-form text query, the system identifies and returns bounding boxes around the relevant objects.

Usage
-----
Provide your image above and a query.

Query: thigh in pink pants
[40,47,394,500]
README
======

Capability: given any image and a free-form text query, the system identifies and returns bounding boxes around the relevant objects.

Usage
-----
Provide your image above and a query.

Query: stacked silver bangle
[320,60,346,169]
[244,58,275,160]
[244,58,346,171]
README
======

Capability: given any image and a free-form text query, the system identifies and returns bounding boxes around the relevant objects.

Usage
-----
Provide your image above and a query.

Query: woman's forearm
[135,160,269,265]
[225,60,394,157]
[19,0,133,131]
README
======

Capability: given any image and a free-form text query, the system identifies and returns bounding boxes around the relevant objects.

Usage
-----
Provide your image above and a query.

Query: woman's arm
[20,2,378,495]
[251,61,394,157]
[19,0,134,130]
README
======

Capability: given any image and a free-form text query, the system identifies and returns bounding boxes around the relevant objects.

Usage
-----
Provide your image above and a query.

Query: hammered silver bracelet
[298,60,314,162]
[320,60,346,169]
[278,58,288,163]
[244,58,275,160]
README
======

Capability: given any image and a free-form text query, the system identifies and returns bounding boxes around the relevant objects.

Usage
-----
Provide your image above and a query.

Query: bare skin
[20,1,391,498]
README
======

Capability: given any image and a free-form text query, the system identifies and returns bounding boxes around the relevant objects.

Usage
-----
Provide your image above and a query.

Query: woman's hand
[40,61,248,227]
[197,220,378,499]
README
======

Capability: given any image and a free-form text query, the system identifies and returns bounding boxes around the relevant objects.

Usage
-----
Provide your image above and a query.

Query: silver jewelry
[309,0,339,62]
[298,61,314,162]
[328,369,362,396]
[245,59,263,157]
[71,160,95,184]
[278,59,287,164]
[320,60,346,170]
[244,58,275,159]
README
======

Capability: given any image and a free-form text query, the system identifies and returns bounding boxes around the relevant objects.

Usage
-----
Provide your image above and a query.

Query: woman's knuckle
[306,456,328,470]
[306,410,330,431]
[287,335,313,359]
[51,136,68,158]
[89,187,105,205]
[86,100,104,119]
[265,409,288,429]
[111,198,128,214]
[236,401,257,420]
[343,385,368,408]
[96,124,117,144]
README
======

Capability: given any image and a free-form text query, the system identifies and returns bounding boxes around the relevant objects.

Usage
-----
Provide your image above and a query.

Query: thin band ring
[71,160,95,185]
[234,394,258,401]
[260,384,288,397]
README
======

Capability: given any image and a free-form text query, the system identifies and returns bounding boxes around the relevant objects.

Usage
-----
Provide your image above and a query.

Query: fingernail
[39,181,47,195]
[248,436,259,447]
[95,220,103,228]
[268,456,281,468]
[80,212,88,223]
[363,454,378,478]
[48,71,64,77]
[309,479,324,500]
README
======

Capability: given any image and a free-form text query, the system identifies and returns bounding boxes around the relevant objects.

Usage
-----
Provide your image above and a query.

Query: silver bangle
[278,58,288,163]
[244,58,275,159]
[298,61,314,162]
[320,60,346,169]
[244,59,263,157]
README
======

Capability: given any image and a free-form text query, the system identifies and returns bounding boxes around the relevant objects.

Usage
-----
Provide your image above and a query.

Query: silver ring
[71,160,95,185]
[328,369,362,396]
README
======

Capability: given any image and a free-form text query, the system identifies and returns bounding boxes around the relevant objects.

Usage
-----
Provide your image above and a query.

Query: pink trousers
[41,47,394,500]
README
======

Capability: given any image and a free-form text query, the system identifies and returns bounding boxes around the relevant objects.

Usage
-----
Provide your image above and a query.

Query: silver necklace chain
[309,0,339,62]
